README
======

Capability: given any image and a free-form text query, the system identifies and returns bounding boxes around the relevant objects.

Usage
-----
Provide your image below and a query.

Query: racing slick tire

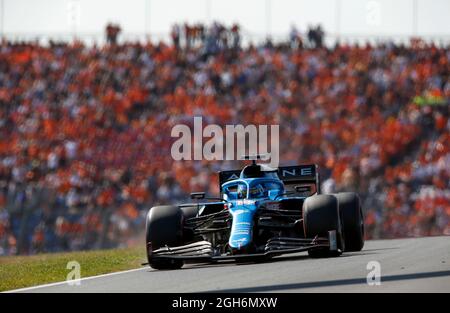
[335,192,365,252]
[303,195,344,258]
[180,206,198,219]
[145,205,184,270]
[179,206,199,242]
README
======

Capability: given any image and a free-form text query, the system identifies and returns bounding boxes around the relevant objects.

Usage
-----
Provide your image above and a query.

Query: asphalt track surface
[14,236,450,293]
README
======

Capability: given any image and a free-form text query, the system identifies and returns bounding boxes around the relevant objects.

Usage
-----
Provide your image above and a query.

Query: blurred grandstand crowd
[0,23,448,255]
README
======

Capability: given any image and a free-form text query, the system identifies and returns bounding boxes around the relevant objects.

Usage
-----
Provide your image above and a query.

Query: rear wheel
[303,195,344,258]
[145,205,184,270]
[335,192,364,252]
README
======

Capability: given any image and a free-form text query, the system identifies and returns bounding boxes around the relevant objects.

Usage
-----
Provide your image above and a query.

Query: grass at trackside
[0,246,146,292]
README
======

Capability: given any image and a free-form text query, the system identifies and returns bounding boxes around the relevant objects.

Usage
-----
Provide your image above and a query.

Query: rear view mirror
[268,190,281,200]
[190,192,206,200]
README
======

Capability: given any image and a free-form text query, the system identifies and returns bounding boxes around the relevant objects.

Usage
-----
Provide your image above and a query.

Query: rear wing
[277,164,320,194]
[218,164,320,193]
[218,170,241,186]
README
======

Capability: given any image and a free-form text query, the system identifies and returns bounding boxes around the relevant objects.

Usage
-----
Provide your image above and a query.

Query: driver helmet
[237,184,247,199]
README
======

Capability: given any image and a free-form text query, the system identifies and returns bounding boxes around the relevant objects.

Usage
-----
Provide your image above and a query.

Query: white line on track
[3,267,148,293]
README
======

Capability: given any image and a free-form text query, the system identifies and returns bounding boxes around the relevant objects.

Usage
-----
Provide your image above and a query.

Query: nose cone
[229,221,252,249]
[228,206,256,250]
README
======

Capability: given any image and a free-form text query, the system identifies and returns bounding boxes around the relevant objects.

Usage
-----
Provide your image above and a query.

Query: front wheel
[303,195,344,258]
[145,205,184,270]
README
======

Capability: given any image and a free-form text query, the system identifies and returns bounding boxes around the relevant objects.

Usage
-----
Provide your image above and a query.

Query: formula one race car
[144,156,364,269]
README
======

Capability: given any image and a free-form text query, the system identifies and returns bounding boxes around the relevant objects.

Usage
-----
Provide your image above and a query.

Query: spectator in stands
[0,23,448,255]
[307,24,324,48]
[289,25,303,49]
[106,23,122,45]
[171,24,181,49]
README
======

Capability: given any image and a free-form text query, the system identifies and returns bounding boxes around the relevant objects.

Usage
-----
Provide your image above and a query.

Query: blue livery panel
[228,200,258,249]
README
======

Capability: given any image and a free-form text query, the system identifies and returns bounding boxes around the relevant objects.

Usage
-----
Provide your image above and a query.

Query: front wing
[145,231,337,264]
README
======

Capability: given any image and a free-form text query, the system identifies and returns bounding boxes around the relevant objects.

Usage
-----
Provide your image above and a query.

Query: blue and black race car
[145,156,364,269]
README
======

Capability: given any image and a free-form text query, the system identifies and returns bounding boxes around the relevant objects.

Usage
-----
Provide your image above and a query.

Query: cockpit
[223,179,284,200]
